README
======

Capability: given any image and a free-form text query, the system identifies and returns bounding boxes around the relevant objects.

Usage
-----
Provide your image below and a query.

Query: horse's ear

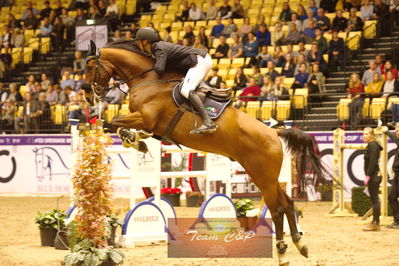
[88,40,97,56]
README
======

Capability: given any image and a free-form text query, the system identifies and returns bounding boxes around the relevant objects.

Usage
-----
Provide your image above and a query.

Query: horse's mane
[104,39,150,57]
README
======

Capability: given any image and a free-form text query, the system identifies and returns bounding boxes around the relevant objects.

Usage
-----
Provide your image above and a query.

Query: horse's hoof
[300,245,308,258]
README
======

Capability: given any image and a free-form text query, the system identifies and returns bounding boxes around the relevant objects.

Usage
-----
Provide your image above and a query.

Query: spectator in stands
[308,0,318,16]
[316,8,331,31]
[16,92,40,133]
[228,33,243,58]
[7,14,21,29]
[51,17,65,52]
[11,28,25,48]
[297,5,308,21]
[365,73,383,98]
[285,44,298,59]
[308,63,326,102]
[105,0,119,32]
[251,65,264,86]
[258,76,273,101]
[87,6,101,19]
[290,13,302,32]
[347,73,365,129]
[61,8,75,42]
[255,24,271,46]
[206,0,218,20]
[130,23,139,39]
[272,46,285,67]
[320,0,337,13]
[98,0,107,17]
[38,17,53,38]
[124,30,133,40]
[37,92,51,126]
[303,20,316,43]
[292,63,309,91]
[21,2,39,20]
[235,78,261,107]
[1,25,12,48]
[55,0,64,16]
[182,38,190,47]
[206,67,222,88]
[210,17,225,39]
[222,18,238,37]
[243,32,259,65]
[281,53,296,78]
[270,76,289,100]
[26,75,36,93]
[218,0,232,19]
[279,2,293,23]
[32,83,43,100]
[68,90,97,123]
[64,86,77,107]
[232,0,245,18]
[346,8,364,32]
[75,73,85,91]
[0,82,6,103]
[382,71,399,97]
[1,99,16,131]
[48,9,58,25]
[23,9,38,30]
[314,28,328,54]
[0,45,11,81]
[40,1,52,19]
[266,61,280,82]
[188,3,203,21]
[382,61,399,80]
[328,30,345,71]
[294,53,310,75]
[74,0,90,11]
[232,66,247,94]
[199,26,210,48]
[285,23,301,45]
[297,41,309,57]
[307,43,328,76]
[178,1,190,21]
[192,36,207,50]
[238,17,253,39]
[375,54,384,72]
[303,9,315,30]
[75,8,87,22]
[6,83,22,103]
[46,84,57,105]
[213,35,230,59]
[362,61,382,86]
[347,0,362,10]
[112,30,122,41]
[257,46,271,67]
[332,9,349,32]
[61,72,76,90]
[254,15,267,32]
[271,22,285,46]
[183,25,195,45]
[40,73,51,91]
[360,0,374,21]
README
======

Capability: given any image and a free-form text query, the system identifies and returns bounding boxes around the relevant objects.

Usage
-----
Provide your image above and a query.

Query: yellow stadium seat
[260,101,273,121]
[362,98,370,118]
[231,57,245,68]
[363,20,377,39]
[370,98,386,119]
[292,88,308,109]
[337,98,351,120]
[218,58,231,69]
[228,68,237,79]
[196,20,207,27]
[218,68,229,79]
[276,100,291,121]
[246,101,261,119]
[243,68,252,75]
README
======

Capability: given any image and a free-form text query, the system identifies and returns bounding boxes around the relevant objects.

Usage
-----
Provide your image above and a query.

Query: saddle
[172,80,232,119]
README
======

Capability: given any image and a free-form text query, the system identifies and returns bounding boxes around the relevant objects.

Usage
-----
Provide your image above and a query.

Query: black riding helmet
[136,27,160,43]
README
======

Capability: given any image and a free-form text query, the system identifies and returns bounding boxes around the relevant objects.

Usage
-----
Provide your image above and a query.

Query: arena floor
[0,197,398,266]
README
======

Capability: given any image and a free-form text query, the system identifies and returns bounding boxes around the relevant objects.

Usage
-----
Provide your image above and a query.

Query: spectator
[7,14,21,29]
[6,83,22,102]
[314,28,328,54]
[238,17,253,38]
[228,34,243,59]
[307,63,326,102]
[302,8,315,30]
[332,9,349,32]
[0,45,11,81]
[51,17,65,52]
[130,23,139,39]
[243,32,259,65]
[294,53,310,75]
[1,99,16,131]
[235,78,261,107]
[193,36,207,50]
[62,86,77,106]
[257,46,271,67]
[258,76,273,100]
[40,1,52,19]
[206,67,222,88]
[320,0,337,13]
[199,26,210,48]
[232,0,245,18]
[285,44,298,59]
[68,90,97,122]
[124,30,133,40]
[255,24,271,46]
[178,1,190,21]
[182,38,190,47]
[48,9,58,25]
[279,2,293,23]
[11,28,25,48]
[303,20,316,43]
[188,3,203,21]
[307,43,328,76]
[297,5,308,21]
[365,73,383,98]
[73,51,85,75]
[266,61,280,82]
[183,25,195,45]
[272,46,285,67]
[271,22,285,46]
[60,72,76,90]
[112,30,122,41]
[297,41,310,57]
[382,61,398,80]
[210,17,225,38]
[362,60,382,86]
[316,8,331,31]
[347,0,362,10]
[26,75,36,93]
[218,0,232,19]
[61,8,75,42]
[39,17,53,38]
[104,80,122,105]
[328,30,345,71]
[32,83,43,100]
[347,73,365,129]
[251,65,264,86]
[254,15,267,32]
[281,53,296,78]
[37,92,51,126]
[87,6,101,19]
[75,8,87,22]
[222,18,238,37]
[361,0,374,21]
[382,71,399,97]
[285,23,301,44]
[232,66,247,94]
[292,63,309,90]
[0,82,6,103]
[16,92,40,133]
[290,13,302,32]
[375,54,384,72]
[46,84,58,105]
[55,0,64,16]
[75,73,85,91]
[213,35,229,59]
[1,25,12,48]
[206,0,218,20]
[21,2,39,20]
[40,73,51,91]
[23,9,38,30]
[346,8,364,32]
[270,76,289,100]
[97,0,107,17]
[105,0,119,32]
[308,0,318,16]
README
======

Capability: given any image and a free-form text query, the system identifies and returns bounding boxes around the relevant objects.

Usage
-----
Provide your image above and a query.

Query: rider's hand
[364,176,370,186]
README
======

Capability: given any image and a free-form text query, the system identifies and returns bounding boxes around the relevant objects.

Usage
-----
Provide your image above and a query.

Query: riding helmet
[136,27,160,43]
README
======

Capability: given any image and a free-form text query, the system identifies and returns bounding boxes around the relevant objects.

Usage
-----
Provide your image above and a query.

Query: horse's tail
[276,128,330,189]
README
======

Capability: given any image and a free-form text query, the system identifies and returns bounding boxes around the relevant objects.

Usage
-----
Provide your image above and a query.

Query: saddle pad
[172,83,231,120]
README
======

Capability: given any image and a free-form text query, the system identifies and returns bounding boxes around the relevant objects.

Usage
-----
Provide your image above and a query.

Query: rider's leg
[180,54,217,134]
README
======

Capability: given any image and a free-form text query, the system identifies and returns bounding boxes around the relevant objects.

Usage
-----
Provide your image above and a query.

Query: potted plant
[106,212,122,247]
[233,199,257,230]
[161,187,182,206]
[65,239,125,266]
[35,209,66,247]
[185,191,204,207]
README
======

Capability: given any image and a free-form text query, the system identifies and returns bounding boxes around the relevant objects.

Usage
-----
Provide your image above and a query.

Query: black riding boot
[188,91,217,135]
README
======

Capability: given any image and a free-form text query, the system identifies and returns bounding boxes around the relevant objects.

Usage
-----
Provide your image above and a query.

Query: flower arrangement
[161,187,183,195]
[35,209,66,230]
[233,198,255,217]
[185,191,202,198]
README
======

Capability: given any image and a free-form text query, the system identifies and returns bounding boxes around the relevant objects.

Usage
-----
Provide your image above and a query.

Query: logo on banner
[33,147,69,182]
[0,150,16,183]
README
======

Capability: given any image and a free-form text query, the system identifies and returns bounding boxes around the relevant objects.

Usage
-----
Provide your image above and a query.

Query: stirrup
[189,123,218,135]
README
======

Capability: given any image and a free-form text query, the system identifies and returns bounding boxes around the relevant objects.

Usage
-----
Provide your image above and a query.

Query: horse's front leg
[111,112,146,130]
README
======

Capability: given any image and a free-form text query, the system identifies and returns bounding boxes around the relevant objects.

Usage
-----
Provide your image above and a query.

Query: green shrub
[351,186,393,216]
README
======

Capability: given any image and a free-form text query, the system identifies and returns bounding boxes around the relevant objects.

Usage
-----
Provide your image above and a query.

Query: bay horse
[84,40,328,265]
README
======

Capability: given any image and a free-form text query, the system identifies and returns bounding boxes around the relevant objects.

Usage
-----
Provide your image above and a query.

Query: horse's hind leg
[280,187,308,258]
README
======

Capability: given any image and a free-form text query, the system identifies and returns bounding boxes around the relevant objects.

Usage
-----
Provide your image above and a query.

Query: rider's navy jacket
[151,41,207,74]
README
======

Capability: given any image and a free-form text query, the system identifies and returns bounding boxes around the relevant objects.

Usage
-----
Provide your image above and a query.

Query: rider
[135,27,217,135]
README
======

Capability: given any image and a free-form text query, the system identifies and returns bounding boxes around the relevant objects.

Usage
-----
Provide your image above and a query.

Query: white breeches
[180,54,213,99]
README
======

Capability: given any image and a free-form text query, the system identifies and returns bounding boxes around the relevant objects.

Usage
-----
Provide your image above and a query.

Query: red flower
[161,187,182,195]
